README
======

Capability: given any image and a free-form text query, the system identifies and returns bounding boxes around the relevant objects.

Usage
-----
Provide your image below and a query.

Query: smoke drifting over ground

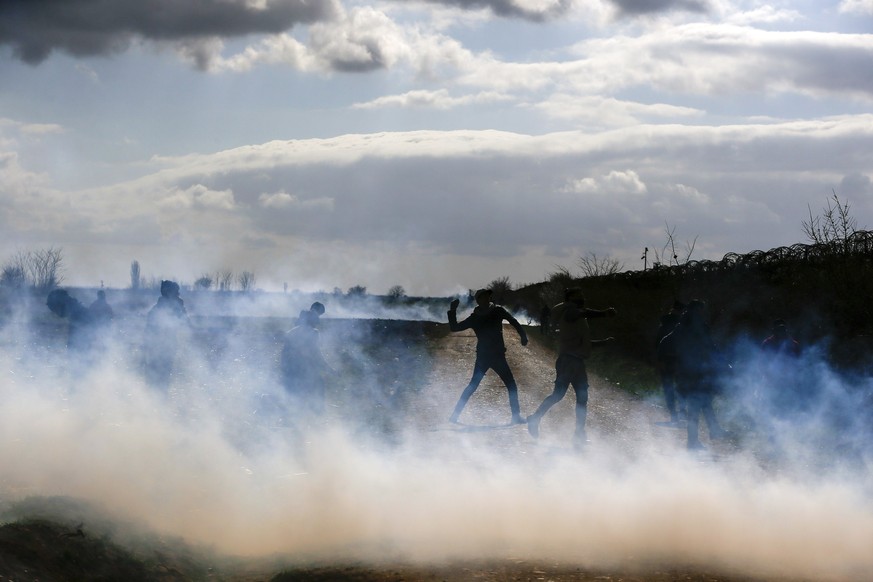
[1,293,872,580]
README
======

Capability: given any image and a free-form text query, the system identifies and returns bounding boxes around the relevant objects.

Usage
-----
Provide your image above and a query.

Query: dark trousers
[660,367,685,421]
[451,351,521,420]
[529,354,589,439]
[684,392,722,445]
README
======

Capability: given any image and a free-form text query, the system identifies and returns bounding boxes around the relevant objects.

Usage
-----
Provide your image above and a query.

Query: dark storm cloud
[609,0,709,16]
[0,0,337,65]
[415,0,573,21]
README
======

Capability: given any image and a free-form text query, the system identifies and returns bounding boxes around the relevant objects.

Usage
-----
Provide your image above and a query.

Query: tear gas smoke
[0,291,871,581]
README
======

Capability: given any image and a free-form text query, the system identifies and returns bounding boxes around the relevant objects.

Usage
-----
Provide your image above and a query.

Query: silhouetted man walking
[448,288,528,425]
[527,287,615,447]
[655,300,686,423]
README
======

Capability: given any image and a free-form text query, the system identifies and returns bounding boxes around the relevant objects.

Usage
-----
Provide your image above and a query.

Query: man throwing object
[448,288,528,425]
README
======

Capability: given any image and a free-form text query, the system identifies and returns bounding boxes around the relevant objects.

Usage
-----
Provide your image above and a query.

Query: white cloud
[439,24,873,106]
[159,184,237,211]
[669,182,709,203]
[213,33,313,72]
[725,5,804,25]
[839,0,873,15]
[258,191,335,211]
[532,94,704,126]
[411,0,576,21]
[258,191,298,208]
[307,6,409,72]
[353,89,511,109]
[572,25,873,100]
[562,169,648,196]
[0,118,64,139]
[207,4,475,77]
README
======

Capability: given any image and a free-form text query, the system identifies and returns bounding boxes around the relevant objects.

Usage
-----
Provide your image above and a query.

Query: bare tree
[237,271,256,292]
[387,285,406,301]
[216,270,234,291]
[2,248,65,292]
[347,285,367,297]
[540,266,573,308]
[130,260,141,290]
[578,252,623,277]
[802,191,859,251]
[653,223,698,267]
[29,247,65,292]
[194,274,213,290]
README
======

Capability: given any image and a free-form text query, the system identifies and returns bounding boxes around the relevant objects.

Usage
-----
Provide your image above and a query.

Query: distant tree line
[0,247,65,293]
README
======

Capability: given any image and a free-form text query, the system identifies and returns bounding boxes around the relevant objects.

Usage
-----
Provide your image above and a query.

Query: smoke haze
[0,293,871,580]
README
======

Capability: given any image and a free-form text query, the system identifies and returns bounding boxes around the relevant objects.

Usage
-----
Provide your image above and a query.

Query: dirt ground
[261,324,767,582]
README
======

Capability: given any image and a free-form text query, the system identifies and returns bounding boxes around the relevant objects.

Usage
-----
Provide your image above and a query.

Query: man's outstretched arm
[447,298,473,331]
[503,309,529,346]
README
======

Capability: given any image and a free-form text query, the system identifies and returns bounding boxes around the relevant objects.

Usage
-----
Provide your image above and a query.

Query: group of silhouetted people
[44,280,811,451]
[656,300,730,450]
[46,283,333,418]
[447,286,617,450]
[446,288,809,452]
[653,300,809,450]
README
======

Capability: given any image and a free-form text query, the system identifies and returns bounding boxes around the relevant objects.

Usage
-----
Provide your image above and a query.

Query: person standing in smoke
[657,299,729,450]
[46,288,96,353]
[759,318,803,418]
[89,290,114,325]
[527,287,615,447]
[88,289,115,352]
[280,301,334,416]
[143,280,189,387]
[655,300,686,424]
[447,288,528,425]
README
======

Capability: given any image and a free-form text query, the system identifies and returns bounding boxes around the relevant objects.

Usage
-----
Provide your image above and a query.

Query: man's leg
[701,395,727,439]
[661,368,679,422]
[450,359,488,423]
[568,358,590,445]
[492,356,524,423]
[685,393,704,449]
[527,355,573,438]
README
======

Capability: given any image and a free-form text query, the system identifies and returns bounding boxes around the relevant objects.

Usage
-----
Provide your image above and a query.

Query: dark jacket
[658,319,724,396]
[448,303,526,356]
[655,311,682,369]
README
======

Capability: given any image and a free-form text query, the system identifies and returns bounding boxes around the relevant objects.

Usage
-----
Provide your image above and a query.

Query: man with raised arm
[448,288,528,425]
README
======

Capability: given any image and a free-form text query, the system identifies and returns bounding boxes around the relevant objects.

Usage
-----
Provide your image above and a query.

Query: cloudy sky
[1,0,872,296]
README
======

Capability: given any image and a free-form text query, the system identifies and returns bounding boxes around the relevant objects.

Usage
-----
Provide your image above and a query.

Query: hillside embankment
[506,234,873,380]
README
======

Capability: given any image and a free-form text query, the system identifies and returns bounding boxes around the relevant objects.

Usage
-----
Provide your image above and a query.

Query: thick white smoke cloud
[0,291,872,581]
